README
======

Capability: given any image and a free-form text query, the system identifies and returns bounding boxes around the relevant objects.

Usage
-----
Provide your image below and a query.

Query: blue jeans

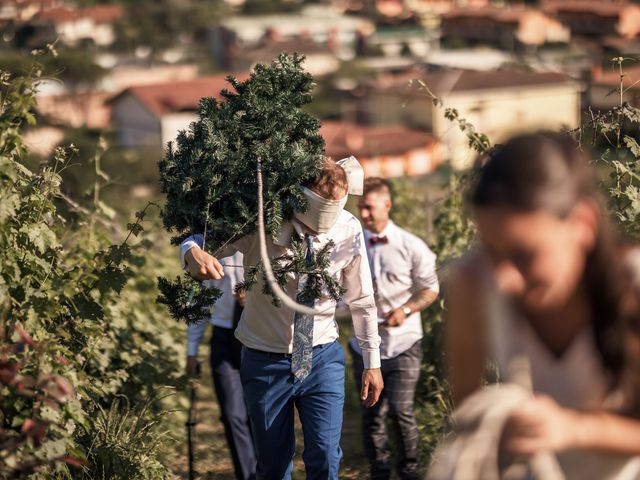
[240,341,345,480]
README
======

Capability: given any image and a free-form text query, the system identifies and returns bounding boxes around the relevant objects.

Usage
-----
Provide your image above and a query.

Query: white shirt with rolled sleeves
[186,250,244,357]
[350,220,439,360]
[180,210,382,369]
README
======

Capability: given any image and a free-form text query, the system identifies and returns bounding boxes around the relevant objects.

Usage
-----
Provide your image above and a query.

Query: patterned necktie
[291,234,315,381]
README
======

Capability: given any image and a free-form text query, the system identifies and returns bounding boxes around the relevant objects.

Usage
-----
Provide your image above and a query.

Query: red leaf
[0,363,18,384]
[21,418,35,434]
[63,456,87,468]
[14,325,35,346]
[55,355,70,366]
[54,376,74,397]
[32,424,47,444]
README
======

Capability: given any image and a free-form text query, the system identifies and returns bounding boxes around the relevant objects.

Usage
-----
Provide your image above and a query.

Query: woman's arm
[574,410,640,454]
[445,252,489,406]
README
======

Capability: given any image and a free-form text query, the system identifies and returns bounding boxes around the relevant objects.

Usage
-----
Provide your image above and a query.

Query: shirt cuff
[361,348,381,369]
[180,239,202,269]
[187,341,200,357]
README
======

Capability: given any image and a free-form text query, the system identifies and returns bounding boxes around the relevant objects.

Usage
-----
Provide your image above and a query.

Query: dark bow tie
[369,235,388,246]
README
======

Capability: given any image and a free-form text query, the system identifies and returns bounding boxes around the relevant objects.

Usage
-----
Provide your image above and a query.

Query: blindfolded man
[180,157,383,480]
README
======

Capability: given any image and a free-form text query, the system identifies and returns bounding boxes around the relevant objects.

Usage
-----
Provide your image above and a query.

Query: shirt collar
[273,220,324,247]
[365,219,395,240]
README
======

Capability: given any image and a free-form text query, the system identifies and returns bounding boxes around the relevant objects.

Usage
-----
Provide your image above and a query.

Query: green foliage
[443,108,491,155]
[237,237,345,306]
[76,394,174,480]
[432,173,476,264]
[0,50,106,92]
[390,84,489,461]
[0,57,185,478]
[0,327,83,478]
[157,275,221,326]
[159,53,324,249]
[158,53,331,323]
[573,58,640,238]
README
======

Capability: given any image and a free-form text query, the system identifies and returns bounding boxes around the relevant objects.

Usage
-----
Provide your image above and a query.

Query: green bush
[0,55,186,479]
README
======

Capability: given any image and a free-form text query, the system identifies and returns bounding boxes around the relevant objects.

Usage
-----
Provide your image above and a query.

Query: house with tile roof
[36,4,123,46]
[320,120,441,177]
[208,5,374,67]
[0,0,62,22]
[441,5,570,49]
[541,0,640,40]
[359,69,582,168]
[109,74,247,149]
[589,64,640,110]
[226,39,341,77]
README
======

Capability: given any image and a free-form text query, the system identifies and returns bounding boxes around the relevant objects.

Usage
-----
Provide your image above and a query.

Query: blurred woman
[446,131,640,479]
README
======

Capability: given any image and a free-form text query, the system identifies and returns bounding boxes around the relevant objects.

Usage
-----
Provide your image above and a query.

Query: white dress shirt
[186,251,244,356]
[350,220,439,360]
[180,210,381,369]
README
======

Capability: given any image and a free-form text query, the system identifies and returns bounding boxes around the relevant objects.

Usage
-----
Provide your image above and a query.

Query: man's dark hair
[363,177,392,197]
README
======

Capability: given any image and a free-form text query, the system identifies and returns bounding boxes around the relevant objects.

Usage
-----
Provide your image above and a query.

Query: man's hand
[185,247,224,280]
[361,368,384,408]
[384,307,407,327]
[186,356,201,377]
[235,288,247,307]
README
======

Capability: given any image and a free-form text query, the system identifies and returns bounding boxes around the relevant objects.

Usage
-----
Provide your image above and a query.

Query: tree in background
[157,53,346,324]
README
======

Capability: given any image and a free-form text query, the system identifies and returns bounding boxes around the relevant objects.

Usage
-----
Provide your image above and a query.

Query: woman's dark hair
[471,131,626,386]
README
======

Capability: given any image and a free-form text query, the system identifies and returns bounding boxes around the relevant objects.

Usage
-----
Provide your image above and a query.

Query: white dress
[486,282,640,480]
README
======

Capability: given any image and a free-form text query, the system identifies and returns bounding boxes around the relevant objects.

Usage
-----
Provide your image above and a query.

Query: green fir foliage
[236,237,345,307]
[158,53,324,249]
[156,275,221,326]
[158,53,330,323]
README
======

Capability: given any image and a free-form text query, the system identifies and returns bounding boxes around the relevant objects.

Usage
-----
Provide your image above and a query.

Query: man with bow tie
[350,177,439,480]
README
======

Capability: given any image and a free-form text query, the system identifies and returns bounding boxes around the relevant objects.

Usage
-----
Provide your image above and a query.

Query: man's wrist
[402,305,412,316]
[180,238,203,270]
[569,410,595,450]
[362,349,381,369]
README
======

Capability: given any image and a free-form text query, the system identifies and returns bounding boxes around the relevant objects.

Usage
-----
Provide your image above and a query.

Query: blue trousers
[240,341,345,480]
[210,326,257,480]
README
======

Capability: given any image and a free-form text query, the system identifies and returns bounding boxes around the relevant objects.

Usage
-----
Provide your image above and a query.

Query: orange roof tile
[443,5,536,23]
[38,5,75,22]
[83,5,123,24]
[320,120,438,158]
[37,4,123,23]
[593,64,640,90]
[541,0,633,17]
[372,69,577,96]
[109,73,249,118]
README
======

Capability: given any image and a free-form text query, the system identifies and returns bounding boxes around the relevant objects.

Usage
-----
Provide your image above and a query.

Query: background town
[1,0,638,477]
